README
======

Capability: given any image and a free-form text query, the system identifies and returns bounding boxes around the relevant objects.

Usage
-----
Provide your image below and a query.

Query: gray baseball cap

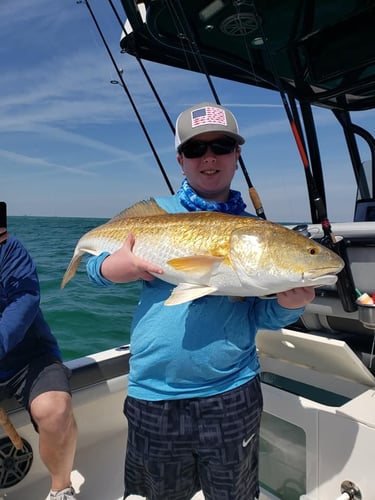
[175,102,245,150]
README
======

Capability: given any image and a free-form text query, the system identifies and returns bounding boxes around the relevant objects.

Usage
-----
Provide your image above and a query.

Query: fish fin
[80,247,104,256]
[109,198,167,222]
[61,253,84,289]
[165,283,218,306]
[167,256,223,277]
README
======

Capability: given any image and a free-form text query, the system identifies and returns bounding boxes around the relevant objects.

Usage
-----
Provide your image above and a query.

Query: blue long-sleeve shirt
[87,194,304,400]
[0,236,61,380]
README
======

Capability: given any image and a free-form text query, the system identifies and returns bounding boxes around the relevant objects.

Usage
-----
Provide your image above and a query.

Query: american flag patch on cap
[191,106,227,128]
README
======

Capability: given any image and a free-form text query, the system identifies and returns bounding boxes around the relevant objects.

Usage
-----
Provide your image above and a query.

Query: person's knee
[31,391,74,433]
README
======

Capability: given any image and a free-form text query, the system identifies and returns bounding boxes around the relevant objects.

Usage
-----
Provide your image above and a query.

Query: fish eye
[308,247,317,255]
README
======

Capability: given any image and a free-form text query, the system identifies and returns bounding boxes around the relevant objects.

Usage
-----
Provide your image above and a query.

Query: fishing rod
[166,0,267,219]
[100,0,266,217]
[247,3,332,232]
[251,2,357,312]
[78,0,174,195]
[107,0,176,135]
[250,5,337,230]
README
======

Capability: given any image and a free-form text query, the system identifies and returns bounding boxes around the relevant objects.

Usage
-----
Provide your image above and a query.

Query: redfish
[61,199,344,305]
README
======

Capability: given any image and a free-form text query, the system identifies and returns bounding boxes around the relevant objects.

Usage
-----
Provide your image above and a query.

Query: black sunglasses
[179,138,237,158]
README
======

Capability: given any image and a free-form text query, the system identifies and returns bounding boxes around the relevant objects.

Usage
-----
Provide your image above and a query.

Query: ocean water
[8,216,141,361]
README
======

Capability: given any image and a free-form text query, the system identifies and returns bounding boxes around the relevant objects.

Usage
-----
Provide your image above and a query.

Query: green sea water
[8,216,141,361]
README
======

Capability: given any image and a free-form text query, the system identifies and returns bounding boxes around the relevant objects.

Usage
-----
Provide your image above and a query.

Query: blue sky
[1,0,374,222]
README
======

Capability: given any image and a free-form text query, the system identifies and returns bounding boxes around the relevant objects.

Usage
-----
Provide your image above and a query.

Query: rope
[0,407,24,450]
[79,0,174,194]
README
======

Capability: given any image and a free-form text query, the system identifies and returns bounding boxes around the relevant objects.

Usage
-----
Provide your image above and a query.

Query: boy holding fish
[86,103,319,499]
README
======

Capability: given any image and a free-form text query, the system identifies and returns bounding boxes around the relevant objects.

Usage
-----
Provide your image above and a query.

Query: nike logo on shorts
[242,433,255,447]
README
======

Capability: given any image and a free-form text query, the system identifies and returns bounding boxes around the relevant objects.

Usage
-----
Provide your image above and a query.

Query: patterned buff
[177,178,247,215]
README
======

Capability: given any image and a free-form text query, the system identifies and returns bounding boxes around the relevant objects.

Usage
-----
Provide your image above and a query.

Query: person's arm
[254,286,315,330]
[0,238,40,358]
[87,233,163,286]
[86,252,113,287]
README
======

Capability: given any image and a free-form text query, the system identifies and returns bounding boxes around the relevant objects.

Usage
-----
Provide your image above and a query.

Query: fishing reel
[292,224,311,238]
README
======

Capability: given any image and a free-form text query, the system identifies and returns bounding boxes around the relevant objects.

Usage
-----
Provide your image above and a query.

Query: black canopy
[120,0,375,111]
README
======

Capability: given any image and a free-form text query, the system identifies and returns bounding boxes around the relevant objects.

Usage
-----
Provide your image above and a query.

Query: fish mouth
[303,266,343,279]
[302,269,341,286]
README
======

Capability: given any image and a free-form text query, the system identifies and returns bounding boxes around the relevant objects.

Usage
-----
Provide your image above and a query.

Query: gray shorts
[0,354,72,430]
[124,376,262,500]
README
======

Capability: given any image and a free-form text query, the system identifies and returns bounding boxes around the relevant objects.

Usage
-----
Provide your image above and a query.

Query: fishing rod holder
[358,303,375,330]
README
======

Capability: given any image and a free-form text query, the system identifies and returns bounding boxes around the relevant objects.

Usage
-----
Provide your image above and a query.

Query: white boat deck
[126,493,271,499]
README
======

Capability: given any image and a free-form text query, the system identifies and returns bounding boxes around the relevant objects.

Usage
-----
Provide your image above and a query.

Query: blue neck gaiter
[177,178,246,215]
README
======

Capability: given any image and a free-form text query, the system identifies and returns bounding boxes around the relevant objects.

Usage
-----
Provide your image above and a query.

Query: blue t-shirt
[87,194,304,400]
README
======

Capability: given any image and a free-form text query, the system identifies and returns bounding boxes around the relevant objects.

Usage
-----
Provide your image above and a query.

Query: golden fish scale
[62,205,343,290]
[89,212,279,259]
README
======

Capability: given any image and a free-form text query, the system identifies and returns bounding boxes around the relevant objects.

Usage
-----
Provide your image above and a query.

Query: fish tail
[61,252,84,289]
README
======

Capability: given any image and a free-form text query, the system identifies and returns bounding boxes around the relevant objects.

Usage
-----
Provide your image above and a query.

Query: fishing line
[164,0,203,76]
[107,0,176,135]
[168,0,267,219]
[166,0,221,104]
[232,1,260,88]
[78,0,174,194]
